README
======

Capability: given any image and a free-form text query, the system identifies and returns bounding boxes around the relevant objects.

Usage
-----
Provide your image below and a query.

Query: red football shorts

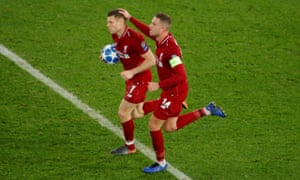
[154,85,188,120]
[124,71,151,104]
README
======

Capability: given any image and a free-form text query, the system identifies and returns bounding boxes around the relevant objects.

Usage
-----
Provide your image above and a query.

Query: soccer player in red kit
[119,9,226,173]
[104,10,156,155]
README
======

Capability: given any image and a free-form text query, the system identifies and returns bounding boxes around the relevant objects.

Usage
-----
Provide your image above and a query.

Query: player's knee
[163,123,177,132]
[148,121,157,131]
[132,108,144,119]
[117,110,123,118]
[148,118,162,131]
[118,110,129,120]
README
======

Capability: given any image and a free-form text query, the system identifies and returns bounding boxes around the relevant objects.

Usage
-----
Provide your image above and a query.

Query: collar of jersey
[159,34,171,46]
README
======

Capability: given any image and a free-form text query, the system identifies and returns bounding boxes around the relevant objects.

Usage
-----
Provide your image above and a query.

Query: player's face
[107,16,123,34]
[149,17,163,37]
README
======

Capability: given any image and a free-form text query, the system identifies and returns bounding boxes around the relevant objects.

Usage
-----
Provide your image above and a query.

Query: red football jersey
[130,17,188,91]
[112,27,149,71]
[155,34,187,89]
[111,26,152,103]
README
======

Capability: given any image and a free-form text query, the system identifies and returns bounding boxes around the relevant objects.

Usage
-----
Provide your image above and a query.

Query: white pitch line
[0,44,192,180]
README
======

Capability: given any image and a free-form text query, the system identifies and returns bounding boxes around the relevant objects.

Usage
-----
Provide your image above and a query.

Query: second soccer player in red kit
[119,8,226,173]
[104,9,156,155]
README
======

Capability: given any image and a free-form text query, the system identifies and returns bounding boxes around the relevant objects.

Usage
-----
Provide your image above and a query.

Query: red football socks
[122,119,135,150]
[176,108,207,130]
[150,129,165,162]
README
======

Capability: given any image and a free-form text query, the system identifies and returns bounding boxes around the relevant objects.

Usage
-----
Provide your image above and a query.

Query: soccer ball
[100,44,119,64]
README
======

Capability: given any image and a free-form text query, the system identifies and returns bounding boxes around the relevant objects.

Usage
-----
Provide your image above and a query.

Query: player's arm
[133,49,156,75]
[159,56,187,90]
[129,17,153,39]
[120,49,155,80]
[118,8,153,39]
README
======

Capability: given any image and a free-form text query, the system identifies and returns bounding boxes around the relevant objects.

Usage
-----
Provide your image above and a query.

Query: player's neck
[117,26,127,38]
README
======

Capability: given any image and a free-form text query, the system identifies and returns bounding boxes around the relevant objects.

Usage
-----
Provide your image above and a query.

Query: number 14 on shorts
[160,98,171,109]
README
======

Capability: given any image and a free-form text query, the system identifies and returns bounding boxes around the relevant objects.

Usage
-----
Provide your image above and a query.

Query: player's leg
[111,79,149,155]
[163,87,225,132]
[131,102,145,119]
[163,116,179,132]
[111,99,138,155]
[175,102,226,130]
[143,114,168,173]
[132,99,160,119]
[132,98,187,119]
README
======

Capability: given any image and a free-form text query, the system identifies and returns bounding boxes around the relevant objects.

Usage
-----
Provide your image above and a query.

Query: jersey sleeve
[130,17,155,40]
[133,32,149,55]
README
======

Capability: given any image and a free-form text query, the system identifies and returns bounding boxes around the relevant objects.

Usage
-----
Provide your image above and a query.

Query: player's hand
[118,8,131,19]
[148,82,159,92]
[99,55,106,63]
[120,70,134,80]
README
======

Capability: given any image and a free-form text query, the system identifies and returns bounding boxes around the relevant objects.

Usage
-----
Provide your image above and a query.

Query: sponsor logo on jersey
[116,45,130,59]
[117,50,130,59]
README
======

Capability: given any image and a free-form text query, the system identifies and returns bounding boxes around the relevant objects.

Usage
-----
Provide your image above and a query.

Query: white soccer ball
[100,44,119,64]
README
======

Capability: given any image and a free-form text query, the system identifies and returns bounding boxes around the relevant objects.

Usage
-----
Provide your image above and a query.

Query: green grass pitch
[1,0,299,179]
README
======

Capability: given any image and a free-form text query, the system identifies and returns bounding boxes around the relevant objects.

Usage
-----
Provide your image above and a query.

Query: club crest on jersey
[156,52,164,67]
[123,45,128,53]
